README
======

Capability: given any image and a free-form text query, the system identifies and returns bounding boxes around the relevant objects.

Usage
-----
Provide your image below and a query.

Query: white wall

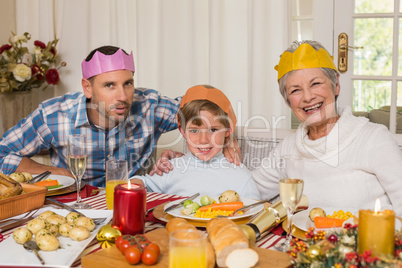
[0,0,16,43]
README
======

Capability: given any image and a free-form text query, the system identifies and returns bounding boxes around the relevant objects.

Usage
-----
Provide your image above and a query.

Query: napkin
[51,185,100,203]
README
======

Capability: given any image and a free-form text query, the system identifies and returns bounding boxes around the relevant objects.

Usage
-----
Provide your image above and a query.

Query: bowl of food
[0,173,47,220]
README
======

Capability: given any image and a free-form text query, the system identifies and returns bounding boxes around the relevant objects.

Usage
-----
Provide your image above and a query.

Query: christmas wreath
[289,223,402,267]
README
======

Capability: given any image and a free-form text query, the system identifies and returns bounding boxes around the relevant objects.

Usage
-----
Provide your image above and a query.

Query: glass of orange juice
[106,159,128,210]
[169,229,207,268]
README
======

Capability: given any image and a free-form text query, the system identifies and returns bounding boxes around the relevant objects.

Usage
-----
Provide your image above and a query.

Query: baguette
[225,248,259,268]
[166,218,215,268]
[206,218,250,267]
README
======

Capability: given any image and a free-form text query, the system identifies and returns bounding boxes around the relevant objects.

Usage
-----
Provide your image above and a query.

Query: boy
[131,85,261,200]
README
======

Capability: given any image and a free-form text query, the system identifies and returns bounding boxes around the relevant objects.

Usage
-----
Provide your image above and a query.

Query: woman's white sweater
[252,107,402,217]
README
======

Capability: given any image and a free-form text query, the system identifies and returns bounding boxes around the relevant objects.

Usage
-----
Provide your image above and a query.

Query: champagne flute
[67,134,91,209]
[275,155,304,252]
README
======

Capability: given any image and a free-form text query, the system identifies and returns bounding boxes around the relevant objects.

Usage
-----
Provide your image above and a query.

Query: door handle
[338,32,364,73]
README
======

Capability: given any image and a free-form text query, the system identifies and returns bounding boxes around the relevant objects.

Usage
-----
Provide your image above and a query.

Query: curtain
[16,0,291,141]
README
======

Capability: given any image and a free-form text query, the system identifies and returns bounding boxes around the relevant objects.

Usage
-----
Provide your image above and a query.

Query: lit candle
[112,181,146,235]
[358,199,395,257]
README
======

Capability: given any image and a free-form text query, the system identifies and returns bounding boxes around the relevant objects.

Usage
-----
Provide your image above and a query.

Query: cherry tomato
[141,248,159,265]
[120,239,131,255]
[134,234,151,250]
[145,243,160,256]
[125,246,142,265]
[115,236,124,251]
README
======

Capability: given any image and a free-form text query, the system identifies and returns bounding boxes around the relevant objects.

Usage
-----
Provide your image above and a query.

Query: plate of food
[293,207,402,232]
[293,207,357,232]
[0,207,113,267]
[33,175,75,192]
[164,195,265,222]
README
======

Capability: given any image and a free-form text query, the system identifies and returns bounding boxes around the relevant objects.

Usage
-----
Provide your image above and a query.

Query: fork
[0,209,39,232]
[45,198,107,225]
[29,171,51,184]
[0,208,39,225]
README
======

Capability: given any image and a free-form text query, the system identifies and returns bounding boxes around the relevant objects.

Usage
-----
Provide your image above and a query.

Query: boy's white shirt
[132,152,261,200]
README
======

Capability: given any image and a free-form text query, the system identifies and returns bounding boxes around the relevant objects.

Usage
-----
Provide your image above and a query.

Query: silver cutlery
[0,209,39,233]
[217,194,280,218]
[24,241,45,265]
[218,200,270,218]
[29,171,51,184]
[45,198,106,225]
[163,193,200,213]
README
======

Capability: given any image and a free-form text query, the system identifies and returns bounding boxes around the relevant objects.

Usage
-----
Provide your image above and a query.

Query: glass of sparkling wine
[106,158,128,210]
[276,155,304,252]
[169,229,207,268]
[67,134,91,209]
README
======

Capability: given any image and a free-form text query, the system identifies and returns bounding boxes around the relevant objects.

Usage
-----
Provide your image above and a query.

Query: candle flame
[374,198,381,213]
[128,180,131,189]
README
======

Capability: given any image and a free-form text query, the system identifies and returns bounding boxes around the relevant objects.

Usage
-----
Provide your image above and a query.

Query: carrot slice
[198,201,243,212]
[314,217,346,228]
[34,179,59,187]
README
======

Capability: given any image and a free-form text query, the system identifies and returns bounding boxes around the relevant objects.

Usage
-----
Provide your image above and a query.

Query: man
[0,46,180,187]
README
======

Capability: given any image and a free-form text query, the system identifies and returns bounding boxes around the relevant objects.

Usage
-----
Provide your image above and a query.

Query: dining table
[0,187,293,268]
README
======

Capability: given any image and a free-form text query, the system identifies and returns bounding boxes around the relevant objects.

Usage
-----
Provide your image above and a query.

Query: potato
[21,172,33,182]
[218,190,240,203]
[69,226,90,241]
[36,233,60,251]
[66,212,81,225]
[46,215,67,226]
[38,210,57,221]
[26,218,46,234]
[309,207,326,222]
[44,223,59,236]
[9,173,26,183]
[74,217,95,231]
[12,227,32,244]
[59,223,74,237]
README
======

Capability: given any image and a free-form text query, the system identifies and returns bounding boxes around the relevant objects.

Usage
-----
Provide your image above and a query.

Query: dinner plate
[293,208,402,232]
[34,174,75,192]
[165,197,264,222]
[0,207,113,268]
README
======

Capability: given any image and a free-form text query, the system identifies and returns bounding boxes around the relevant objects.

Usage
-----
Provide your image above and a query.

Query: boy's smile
[180,110,230,161]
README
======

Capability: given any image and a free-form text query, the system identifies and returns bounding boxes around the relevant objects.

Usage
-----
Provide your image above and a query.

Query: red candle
[112,182,146,235]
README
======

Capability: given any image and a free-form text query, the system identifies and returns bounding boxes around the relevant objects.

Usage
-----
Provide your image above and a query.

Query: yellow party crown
[274,43,337,81]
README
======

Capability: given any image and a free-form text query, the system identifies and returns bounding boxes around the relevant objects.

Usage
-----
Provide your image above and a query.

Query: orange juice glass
[106,159,128,210]
[169,229,206,268]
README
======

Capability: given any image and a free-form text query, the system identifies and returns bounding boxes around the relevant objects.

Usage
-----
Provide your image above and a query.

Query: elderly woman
[252,40,402,216]
[152,40,402,217]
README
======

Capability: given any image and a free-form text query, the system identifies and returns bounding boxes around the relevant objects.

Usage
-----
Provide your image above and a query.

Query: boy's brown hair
[178,85,230,130]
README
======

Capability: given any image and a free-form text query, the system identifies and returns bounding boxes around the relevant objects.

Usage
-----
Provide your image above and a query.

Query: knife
[0,217,34,233]
[164,193,200,213]
[45,198,85,217]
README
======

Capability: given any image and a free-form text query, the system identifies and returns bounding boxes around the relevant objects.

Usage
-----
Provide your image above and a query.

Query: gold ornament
[306,245,323,260]
[97,224,122,248]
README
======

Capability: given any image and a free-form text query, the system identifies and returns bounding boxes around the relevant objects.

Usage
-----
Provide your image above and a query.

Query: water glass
[169,229,207,268]
[106,159,128,210]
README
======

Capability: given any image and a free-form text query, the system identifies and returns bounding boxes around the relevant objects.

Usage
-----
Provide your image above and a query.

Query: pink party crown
[81,48,135,79]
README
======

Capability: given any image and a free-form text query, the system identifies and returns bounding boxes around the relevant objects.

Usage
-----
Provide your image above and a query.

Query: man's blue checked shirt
[0,88,181,187]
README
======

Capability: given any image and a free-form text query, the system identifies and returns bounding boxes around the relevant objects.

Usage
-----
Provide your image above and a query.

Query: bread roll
[206,218,249,267]
[166,218,215,268]
[166,218,196,233]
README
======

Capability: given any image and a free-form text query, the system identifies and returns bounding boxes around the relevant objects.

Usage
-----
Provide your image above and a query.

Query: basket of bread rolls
[0,172,47,221]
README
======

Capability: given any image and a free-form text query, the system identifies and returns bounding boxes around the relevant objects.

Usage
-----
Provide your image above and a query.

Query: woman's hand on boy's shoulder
[149,149,184,176]
[223,136,242,166]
